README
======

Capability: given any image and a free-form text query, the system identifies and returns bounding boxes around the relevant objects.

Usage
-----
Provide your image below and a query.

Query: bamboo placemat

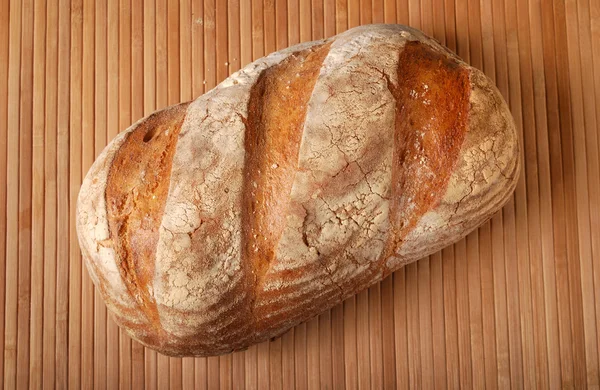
[2,0,600,388]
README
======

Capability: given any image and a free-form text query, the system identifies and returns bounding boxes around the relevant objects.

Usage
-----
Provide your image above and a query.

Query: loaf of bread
[77,24,520,356]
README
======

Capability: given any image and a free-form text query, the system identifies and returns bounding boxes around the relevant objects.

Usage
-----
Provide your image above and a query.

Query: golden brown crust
[382,40,470,274]
[242,42,332,315]
[105,102,190,339]
[77,24,520,357]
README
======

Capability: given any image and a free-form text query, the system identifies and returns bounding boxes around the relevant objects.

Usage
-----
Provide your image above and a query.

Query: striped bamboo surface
[2,0,600,388]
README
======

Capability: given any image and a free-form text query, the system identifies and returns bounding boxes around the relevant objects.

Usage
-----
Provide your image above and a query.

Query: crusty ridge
[105,102,190,340]
[242,42,333,321]
[381,40,471,275]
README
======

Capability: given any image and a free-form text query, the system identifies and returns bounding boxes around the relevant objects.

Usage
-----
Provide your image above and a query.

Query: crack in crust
[105,102,190,338]
[241,42,333,324]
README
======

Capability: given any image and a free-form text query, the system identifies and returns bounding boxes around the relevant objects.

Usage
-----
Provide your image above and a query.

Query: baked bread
[76,24,520,356]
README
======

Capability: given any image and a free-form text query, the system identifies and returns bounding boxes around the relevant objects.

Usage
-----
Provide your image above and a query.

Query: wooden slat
[4,0,17,380]
[294,324,307,390]
[306,318,319,389]
[380,276,395,389]
[251,0,264,60]
[3,0,600,388]
[368,284,383,390]
[343,296,357,390]
[264,0,276,53]
[81,1,96,389]
[406,263,421,388]
[239,0,251,66]
[208,355,220,388]
[312,0,324,38]
[0,0,7,384]
[429,252,446,389]
[299,0,311,42]
[68,0,83,388]
[417,260,433,390]
[281,330,294,389]
[29,0,46,388]
[589,2,600,373]
[318,312,332,390]
[204,0,216,88]
[182,357,194,390]
[42,1,58,388]
[442,246,460,388]
[195,358,207,390]
[55,0,71,387]
[393,269,409,389]
[356,290,370,389]
[268,339,281,390]
[16,1,34,389]
[181,0,192,102]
